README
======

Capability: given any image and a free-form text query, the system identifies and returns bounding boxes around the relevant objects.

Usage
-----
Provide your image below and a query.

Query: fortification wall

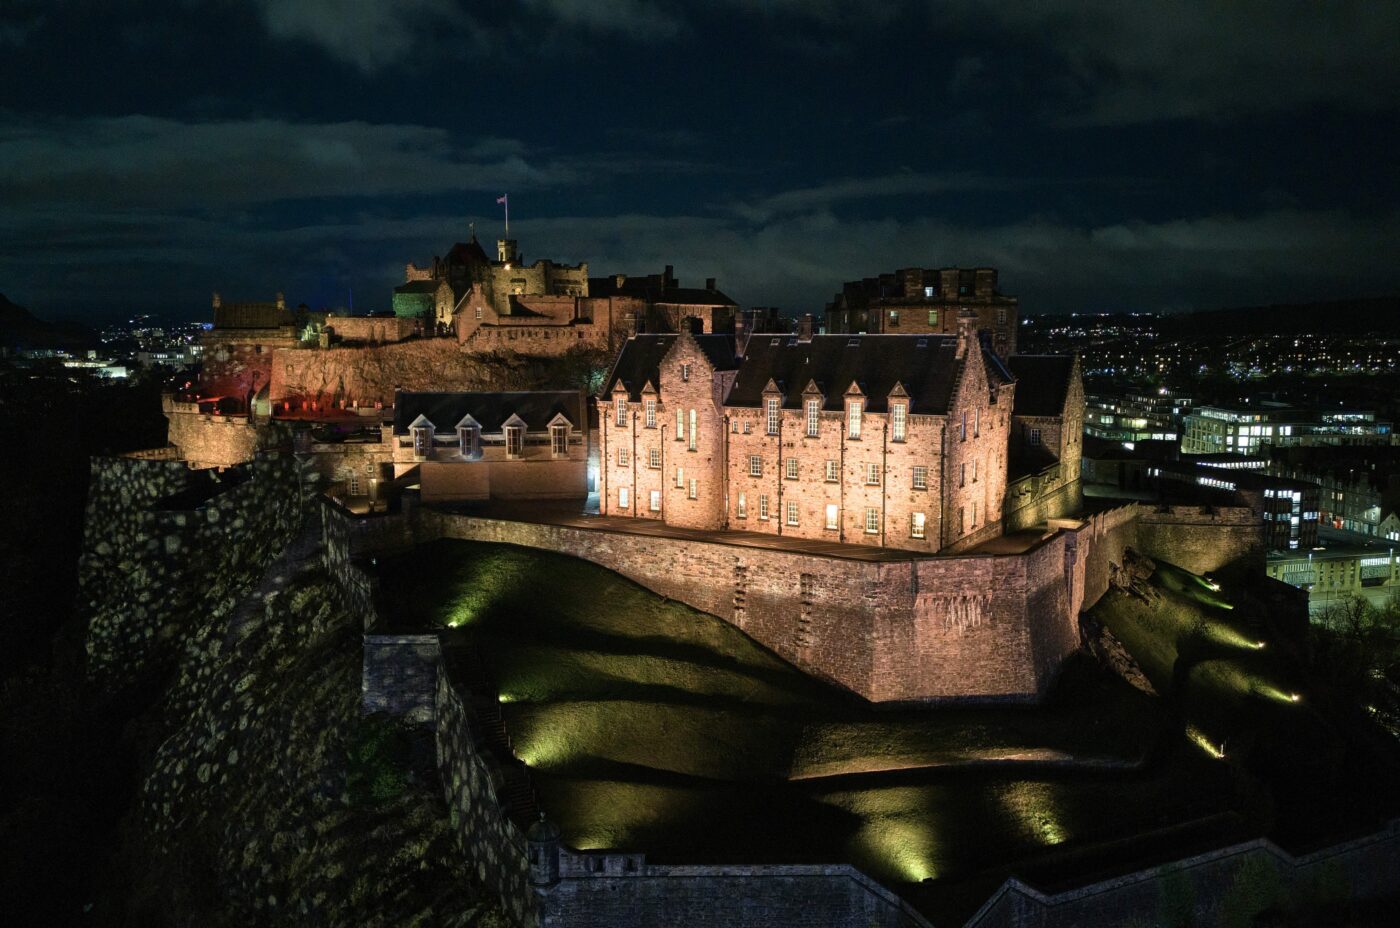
[966,819,1400,928]
[1136,504,1263,579]
[80,453,316,691]
[1003,463,1083,533]
[420,508,1137,703]
[322,315,421,344]
[165,407,263,468]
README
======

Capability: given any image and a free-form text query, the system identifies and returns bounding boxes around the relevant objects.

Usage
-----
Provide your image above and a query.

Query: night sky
[3,1,1399,323]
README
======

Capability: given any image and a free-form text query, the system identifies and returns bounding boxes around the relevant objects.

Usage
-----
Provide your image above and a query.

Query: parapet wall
[165,407,263,468]
[1135,504,1264,580]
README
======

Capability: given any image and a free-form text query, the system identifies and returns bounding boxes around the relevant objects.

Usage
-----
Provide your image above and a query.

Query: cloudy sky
[3,1,1399,322]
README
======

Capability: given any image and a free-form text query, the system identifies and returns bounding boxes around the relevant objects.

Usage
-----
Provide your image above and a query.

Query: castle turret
[527,814,561,887]
[498,238,519,265]
[955,306,977,359]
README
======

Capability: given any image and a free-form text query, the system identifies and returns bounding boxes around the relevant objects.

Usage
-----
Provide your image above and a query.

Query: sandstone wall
[1003,461,1083,532]
[165,406,263,468]
[1136,504,1264,579]
[420,509,1141,703]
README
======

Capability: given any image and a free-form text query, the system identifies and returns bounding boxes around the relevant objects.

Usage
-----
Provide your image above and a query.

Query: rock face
[1080,612,1157,697]
[268,340,605,408]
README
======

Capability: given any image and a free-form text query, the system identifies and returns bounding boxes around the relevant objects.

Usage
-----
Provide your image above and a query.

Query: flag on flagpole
[496,195,507,205]
[496,194,509,237]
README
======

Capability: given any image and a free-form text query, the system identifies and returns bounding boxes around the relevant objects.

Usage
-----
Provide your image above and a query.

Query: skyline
[3,1,1400,322]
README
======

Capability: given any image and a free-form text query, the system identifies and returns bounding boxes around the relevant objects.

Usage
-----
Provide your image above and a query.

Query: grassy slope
[376,540,1232,902]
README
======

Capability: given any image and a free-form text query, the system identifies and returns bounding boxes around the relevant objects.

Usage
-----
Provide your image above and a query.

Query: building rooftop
[1007,354,1077,418]
[393,391,585,434]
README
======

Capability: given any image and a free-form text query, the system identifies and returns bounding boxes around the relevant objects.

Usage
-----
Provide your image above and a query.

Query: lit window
[749,455,762,477]
[618,487,630,509]
[866,463,880,486]
[786,458,799,480]
[927,309,938,325]
[889,310,900,326]
[759,494,770,520]
[806,398,820,437]
[825,504,839,530]
[412,425,433,460]
[615,398,627,427]
[688,478,698,500]
[864,508,879,534]
[911,512,926,539]
[766,397,780,435]
[644,398,656,428]
[892,403,907,442]
[506,425,524,458]
[912,465,928,490]
[848,400,862,439]
[737,493,747,518]
[688,409,698,451]
[924,286,935,298]
[786,501,799,525]
[649,490,661,511]
[824,460,839,482]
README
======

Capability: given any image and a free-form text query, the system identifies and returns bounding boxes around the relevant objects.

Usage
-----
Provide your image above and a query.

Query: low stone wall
[966,819,1400,928]
[165,407,263,468]
[1002,461,1083,533]
[537,858,931,928]
[1136,504,1264,579]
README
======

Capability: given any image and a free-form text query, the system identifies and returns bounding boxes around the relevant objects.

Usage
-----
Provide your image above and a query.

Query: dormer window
[551,424,568,456]
[459,424,480,459]
[615,397,627,427]
[766,397,780,435]
[506,425,524,458]
[805,398,820,437]
[410,419,434,461]
[644,397,656,428]
[848,400,862,439]
[892,403,907,442]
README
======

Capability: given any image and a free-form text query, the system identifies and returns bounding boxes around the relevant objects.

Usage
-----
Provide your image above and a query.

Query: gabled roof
[394,279,440,295]
[393,391,584,434]
[1007,355,1077,417]
[654,287,738,307]
[726,334,964,413]
[601,333,740,400]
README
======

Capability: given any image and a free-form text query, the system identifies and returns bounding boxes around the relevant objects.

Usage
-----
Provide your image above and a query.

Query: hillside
[0,292,94,351]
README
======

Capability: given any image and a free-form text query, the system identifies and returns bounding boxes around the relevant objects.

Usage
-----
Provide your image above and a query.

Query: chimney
[705,277,716,291]
[735,311,749,353]
[276,291,286,311]
[664,265,675,287]
[212,291,221,309]
[614,274,626,288]
[955,307,977,359]
[797,313,814,342]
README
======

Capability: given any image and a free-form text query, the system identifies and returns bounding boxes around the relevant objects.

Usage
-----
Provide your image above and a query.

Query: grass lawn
[375,540,1242,919]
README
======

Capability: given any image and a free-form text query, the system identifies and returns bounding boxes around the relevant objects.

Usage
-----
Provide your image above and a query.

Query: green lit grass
[375,540,1234,905]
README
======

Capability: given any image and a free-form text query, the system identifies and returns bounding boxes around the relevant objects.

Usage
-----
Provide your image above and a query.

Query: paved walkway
[430,499,1061,563]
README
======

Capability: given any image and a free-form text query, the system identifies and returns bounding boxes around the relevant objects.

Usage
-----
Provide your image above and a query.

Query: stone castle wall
[80,453,315,691]
[164,404,264,468]
[420,503,1140,703]
[1002,461,1083,533]
[322,314,422,344]
[966,819,1400,928]
[1136,504,1264,579]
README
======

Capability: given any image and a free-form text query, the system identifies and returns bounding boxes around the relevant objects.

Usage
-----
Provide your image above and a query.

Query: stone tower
[527,814,561,887]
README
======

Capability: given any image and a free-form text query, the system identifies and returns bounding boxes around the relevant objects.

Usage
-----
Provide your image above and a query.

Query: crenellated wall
[1136,504,1264,580]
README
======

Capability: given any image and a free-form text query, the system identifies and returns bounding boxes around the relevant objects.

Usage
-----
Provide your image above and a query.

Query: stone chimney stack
[705,277,716,291]
[797,313,814,342]
[955,307,977,359]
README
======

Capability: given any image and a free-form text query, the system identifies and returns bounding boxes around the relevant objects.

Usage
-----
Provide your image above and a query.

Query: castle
[599,311,1080,554]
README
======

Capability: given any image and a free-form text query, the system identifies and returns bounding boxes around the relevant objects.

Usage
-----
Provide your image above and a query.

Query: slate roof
[601,334,740,400]
[726,334,965,413]
[444,237,490,267]
[1006,355,1077,417]
[393,391,583,434]
[654,287,738,306]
